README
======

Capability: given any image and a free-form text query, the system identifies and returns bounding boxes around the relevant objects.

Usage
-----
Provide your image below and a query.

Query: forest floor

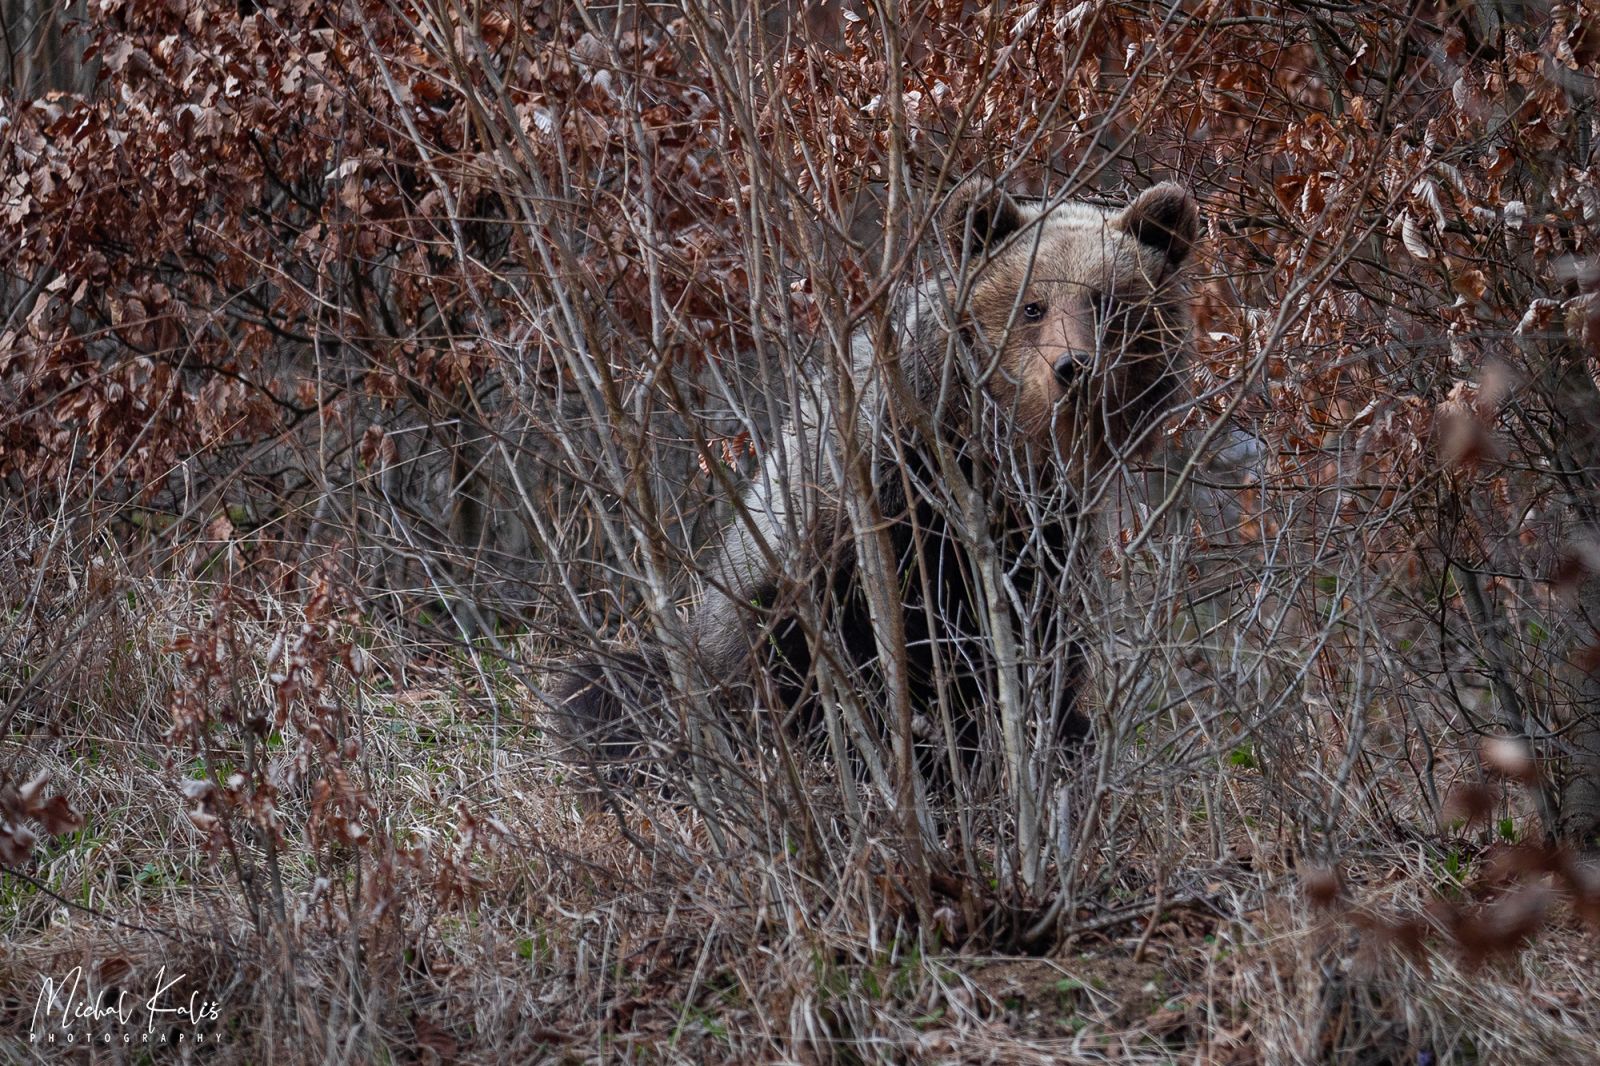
[5,577,1600,1065]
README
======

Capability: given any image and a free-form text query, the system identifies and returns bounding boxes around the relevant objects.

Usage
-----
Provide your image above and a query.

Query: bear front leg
[548,648,672,764]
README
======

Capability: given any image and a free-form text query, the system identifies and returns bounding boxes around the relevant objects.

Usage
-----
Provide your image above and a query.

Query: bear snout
[1052,351,1090,390]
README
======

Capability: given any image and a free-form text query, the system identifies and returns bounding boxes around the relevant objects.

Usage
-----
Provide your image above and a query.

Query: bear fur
[551,177,1199,781]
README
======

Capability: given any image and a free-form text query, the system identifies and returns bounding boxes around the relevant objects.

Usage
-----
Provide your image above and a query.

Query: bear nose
[1053,352,1085,389]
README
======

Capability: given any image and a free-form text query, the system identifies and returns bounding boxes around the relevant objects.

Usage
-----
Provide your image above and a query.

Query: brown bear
[552,177,1200,784]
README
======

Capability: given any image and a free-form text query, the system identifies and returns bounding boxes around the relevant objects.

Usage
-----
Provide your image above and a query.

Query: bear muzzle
[1052,351,1092,390]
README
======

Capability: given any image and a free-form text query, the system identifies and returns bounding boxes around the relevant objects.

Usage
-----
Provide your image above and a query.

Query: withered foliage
[3,4,1594,492]
[4,0,1600,1060]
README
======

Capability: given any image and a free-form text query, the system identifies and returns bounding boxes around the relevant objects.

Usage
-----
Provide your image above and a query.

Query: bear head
[939,178,1199,479]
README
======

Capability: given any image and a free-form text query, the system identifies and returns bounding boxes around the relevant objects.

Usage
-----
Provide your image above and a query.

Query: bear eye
[1022,301,1046,322]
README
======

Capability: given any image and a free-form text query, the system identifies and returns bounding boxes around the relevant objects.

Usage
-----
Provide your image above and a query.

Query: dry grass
[6,4,1600,1062]
[4,522,1600,1065]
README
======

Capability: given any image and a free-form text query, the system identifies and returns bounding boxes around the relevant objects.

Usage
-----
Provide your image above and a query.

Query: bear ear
[941,178,1026,261]
[1116,182,1199,266]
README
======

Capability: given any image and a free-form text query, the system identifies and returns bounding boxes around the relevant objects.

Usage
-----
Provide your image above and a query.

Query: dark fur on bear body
[748,437,1092,778]
[552,178,1199,779]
